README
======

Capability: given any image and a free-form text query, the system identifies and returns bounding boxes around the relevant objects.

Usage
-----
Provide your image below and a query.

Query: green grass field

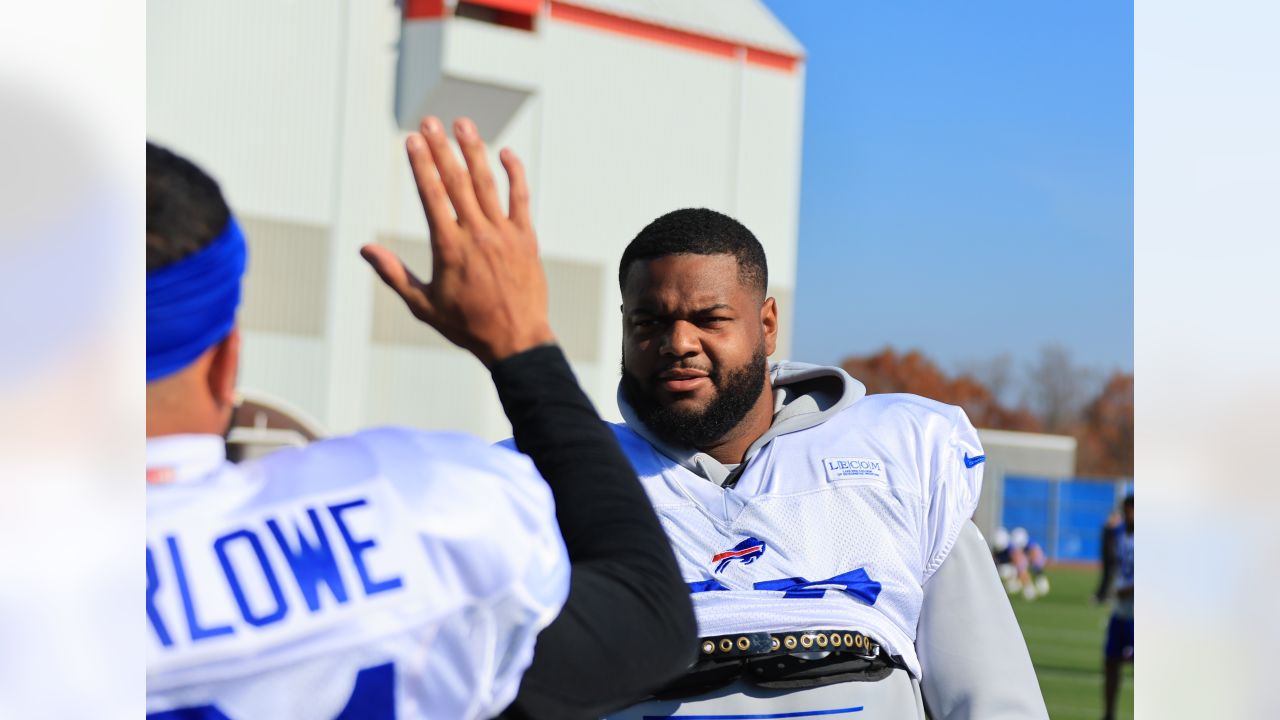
[1009,565,1133,720]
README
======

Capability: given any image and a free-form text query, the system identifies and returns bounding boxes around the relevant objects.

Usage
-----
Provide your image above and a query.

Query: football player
[1005,527,1050,600]
[594,208,1049,719]
[1102,494,1134,720]
[146,117,695,719]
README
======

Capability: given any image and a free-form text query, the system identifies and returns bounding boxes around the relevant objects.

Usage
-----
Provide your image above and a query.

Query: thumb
[360,243,438,323]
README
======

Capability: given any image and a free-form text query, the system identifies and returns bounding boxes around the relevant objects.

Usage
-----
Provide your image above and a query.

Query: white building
[148,0,806,439]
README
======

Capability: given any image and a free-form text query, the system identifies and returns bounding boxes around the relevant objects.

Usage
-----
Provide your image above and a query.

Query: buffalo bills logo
[712,537,767,573]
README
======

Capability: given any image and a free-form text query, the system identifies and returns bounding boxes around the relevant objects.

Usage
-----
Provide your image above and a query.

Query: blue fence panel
[1055,481,1120,561]
[1001,477,1129,562]
[1001,476,1053,552]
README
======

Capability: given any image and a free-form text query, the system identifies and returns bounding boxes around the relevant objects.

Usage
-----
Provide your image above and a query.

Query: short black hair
[618,208,768,297]
[147,141,231,272]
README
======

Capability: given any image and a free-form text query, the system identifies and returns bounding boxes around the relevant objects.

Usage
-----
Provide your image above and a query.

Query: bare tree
[1023,344,1099,433]
[957,353,1016,407]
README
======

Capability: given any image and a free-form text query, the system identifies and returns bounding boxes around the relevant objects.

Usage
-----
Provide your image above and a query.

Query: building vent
[370,241,603,361]
[238,217,329,337]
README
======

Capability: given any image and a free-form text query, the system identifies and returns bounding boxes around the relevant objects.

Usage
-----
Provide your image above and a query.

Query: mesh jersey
[612,393,984,678]
[146,428,569,720]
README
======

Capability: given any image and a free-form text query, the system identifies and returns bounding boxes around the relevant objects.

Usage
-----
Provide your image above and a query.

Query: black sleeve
[1095,525,1116,601]
[489,345,698,720]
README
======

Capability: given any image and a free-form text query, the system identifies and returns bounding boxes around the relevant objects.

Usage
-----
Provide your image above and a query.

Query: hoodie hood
[617,361,867,486]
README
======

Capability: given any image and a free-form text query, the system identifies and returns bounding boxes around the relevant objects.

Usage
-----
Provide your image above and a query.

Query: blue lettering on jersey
[266,509,349,612]
[146,546,173,647]
[963,453,986,468]
[215,529,289,627]
[686,568,883,605]
[148,496,403,648]
[687,579,730,593]
[753,568,882,604]
[167,535,235,642]
[329,499,404,596]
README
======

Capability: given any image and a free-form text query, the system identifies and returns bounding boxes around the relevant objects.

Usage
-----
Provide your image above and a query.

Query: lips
[657,368,710,393]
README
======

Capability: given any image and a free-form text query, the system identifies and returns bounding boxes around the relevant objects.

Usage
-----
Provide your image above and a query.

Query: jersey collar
[146,434,227,485]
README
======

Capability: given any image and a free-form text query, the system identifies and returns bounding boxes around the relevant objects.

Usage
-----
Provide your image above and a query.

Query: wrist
[478,325,557,367]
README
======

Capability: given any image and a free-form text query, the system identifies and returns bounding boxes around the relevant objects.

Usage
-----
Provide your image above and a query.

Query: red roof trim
[406,0,540,17]
[550,1,800,73]
[404,0,445,19]
[404,0,802,73]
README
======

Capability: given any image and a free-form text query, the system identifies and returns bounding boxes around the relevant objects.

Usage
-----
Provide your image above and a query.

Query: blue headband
[146,217,248,382]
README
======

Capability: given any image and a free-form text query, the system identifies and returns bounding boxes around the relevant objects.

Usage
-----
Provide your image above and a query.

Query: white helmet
[992,527,1010,552]
[1010,527,1030,550]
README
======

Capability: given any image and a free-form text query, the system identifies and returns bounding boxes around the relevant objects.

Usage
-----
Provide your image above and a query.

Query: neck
[146,382,228,438]
[697,383,776,465]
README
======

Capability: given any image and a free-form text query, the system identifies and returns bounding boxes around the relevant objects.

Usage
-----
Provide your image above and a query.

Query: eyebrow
[628,303,735,317]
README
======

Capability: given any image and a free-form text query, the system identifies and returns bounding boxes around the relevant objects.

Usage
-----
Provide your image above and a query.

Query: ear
[206,326,241,413]
[760,297,778,357]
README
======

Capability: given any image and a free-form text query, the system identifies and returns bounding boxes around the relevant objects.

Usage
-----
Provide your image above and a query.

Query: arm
[1095,521,1117,602]
[362,116,695,719]
[491,345,696,719]
[917,521,1049,720]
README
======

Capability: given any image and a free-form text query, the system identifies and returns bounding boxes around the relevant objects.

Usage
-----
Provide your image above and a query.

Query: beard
[621,346,768,450]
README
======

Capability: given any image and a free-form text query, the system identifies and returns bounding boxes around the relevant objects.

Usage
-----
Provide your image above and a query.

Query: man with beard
[602,208,1048,719]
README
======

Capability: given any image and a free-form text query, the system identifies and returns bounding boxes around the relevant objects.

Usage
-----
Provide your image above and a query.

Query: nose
[659,319,700,358]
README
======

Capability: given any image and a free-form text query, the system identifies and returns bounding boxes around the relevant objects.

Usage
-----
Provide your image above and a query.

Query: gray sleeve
[916,521,1049,720]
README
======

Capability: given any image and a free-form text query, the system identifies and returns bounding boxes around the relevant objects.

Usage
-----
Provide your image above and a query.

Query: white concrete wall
[148,0,804,439]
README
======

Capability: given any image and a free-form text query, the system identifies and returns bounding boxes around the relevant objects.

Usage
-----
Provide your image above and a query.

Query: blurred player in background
[590,209,1048,720]
[1094,508,1124,604]
[1101,494,1134,720]
[145,116,695,719]
[993,526,1051,600]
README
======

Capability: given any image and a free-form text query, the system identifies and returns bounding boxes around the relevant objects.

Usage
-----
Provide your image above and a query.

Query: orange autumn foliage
[838,348,1132,477]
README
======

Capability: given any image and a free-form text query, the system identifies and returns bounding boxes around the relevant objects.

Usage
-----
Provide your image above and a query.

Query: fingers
[405,133,453,234]
[360,243,437,322]
[405,134,464,269]
[420,116,485,227]
[500,147,532,231]
[454,118,505,222]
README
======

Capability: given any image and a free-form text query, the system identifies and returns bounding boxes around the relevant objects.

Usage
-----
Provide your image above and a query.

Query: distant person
[1094,509,1123,604]
[1009,527,1050,600]
[990,526,1048,599]
[578,208,1048,719]
[145,116,695,719]
[1101,494,1134,720]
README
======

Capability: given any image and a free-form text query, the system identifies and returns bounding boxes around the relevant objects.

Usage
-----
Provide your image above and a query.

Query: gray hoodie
[617,361,1050,720]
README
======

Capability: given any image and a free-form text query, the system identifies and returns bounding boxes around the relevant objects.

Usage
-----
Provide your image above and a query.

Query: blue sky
[761,1,1133,377]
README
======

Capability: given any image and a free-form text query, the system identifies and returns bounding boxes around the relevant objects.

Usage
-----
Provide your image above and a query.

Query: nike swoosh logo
[964,453,986,468]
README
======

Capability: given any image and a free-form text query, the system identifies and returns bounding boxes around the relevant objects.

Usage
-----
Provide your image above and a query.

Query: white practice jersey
[146,428,570,720]
[612,394,984,678]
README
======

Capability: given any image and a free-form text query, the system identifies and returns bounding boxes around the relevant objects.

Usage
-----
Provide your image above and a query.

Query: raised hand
[361,116,554,366]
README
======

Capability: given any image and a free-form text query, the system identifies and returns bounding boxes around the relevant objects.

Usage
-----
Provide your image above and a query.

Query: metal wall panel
[238,217,330,337]
[545,257,604,362]
[369,234,452,348]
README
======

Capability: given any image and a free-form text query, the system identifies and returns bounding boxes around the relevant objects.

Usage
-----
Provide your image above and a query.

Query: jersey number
[689,567,882,605]
[148,662,394,719]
